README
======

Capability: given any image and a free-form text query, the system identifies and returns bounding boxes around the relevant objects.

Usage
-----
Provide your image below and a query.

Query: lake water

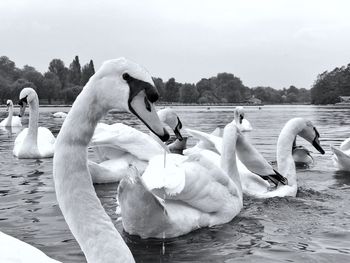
[0,105,350,262]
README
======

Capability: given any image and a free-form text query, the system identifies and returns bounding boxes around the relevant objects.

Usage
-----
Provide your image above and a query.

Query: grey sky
[1,0,350,89]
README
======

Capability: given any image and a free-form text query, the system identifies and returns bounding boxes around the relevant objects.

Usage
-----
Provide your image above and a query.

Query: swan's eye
[123,73,130,81]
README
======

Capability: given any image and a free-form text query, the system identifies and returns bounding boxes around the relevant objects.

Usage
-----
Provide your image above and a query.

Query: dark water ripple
[1,105,350,262]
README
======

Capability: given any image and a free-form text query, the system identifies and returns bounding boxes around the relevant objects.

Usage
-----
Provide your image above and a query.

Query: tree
[179,83,199,103]
[48,59,68,88]
[81,59,95,86]
[68,56,81,85]
[42,72,61,104]
[163,78,180,102]
[0,56,20,81]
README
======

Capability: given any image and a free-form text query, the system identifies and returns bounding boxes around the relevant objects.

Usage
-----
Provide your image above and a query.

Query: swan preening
[88,107,183,184]
[118,121,282,238]
[13,88,55,159]
[53,58,169,262]
[0,99,22,127]
[331,138,350,171]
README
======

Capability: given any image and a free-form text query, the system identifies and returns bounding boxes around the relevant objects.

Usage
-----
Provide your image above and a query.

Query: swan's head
[157,108,183,141]
[298,120,325,154]
[6,99,12,111]
[93,58,169,141]
[18,87,37,117]
[234,106,245,124]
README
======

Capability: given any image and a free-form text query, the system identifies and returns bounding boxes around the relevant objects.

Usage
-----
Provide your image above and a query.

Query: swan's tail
[118,166,171,239]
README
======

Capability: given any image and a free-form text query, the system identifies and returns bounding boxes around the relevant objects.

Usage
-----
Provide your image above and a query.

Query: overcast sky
[1,0,350,89]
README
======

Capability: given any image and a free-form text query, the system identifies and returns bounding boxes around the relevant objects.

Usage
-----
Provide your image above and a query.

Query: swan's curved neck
[27,95,39,145]
[220,126,242,198]
[5,104,13,126]
[277,120,305,186]
[53,84,134,262]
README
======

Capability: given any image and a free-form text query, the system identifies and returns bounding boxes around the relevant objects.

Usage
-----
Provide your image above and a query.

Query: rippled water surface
[1,105,350,262]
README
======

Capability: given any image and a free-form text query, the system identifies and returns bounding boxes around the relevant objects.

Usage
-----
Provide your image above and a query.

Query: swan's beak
[174,117,183,141]
[128,89,169,142]
[6,104,9,111]
[261,169,288,186]
[239,114,244,124]
[312,127,325,154]
[18,98,27,117]
[312,137,325,154]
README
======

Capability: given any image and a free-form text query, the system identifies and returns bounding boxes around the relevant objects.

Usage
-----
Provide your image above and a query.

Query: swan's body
[331,138,350,171]
[53,112,68,118]
[118,122,281,238]
[53,58,169,262]
[13,88,55,159]
[89,108,182,184]
[234,106,252,132]
[0,231,59,262]
[186,118,324,198]
[0,100,22,127]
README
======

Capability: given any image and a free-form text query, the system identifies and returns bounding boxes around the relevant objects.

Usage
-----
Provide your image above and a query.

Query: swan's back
[0,231,60,263]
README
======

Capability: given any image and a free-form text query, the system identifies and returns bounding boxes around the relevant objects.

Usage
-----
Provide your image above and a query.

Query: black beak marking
[239,115,244,124]
[174,117,183,141]
[312,127,325,154]
[144,96,151,112]
[261,169,288,187]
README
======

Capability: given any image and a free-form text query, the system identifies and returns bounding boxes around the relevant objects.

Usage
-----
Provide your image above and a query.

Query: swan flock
[1,57,336,262]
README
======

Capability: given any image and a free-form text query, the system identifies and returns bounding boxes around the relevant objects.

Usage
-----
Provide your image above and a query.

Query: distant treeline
[311,64,350,104]
[0,55,310,105]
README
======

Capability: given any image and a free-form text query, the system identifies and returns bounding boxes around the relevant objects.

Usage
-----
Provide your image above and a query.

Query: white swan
[52,112,68,118]
[88,108,183,184]
[234,106,252,132]
[187,118,325,198]
[53,57,169,262]
[331,138,350,171]
[13,88,55,159]
[0,231,60,262]
[0,99,22,127]
[292,138,313,166]
[117,121,282,238]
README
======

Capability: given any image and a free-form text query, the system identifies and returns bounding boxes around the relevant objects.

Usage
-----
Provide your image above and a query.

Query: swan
[53,57,169,262]
[117,121,284,238]
[292,138,313,166]
[234,106,252,132]
[0,231,60,262]
[187,118,325,198]
[52,111,68,118]
[13,88,55,159]
[88,108,183,184]
[0,99,22,127]
[331,138,350,171]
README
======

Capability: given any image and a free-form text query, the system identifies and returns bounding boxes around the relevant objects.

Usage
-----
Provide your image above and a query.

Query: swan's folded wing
[91,123,167,161]
[340,138,350,151]
[185,128,222,154]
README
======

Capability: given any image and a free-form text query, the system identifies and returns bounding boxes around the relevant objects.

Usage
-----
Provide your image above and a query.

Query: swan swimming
[0,231,60,262]
[331,138,350,171]
[53,57,169,262]
[0,99,22,127]
[88,108,183,184]
[13,88,55,159]
[234,106,252,132]
[52,112,68,118]
[187,118,325,198]
[292,138,313,166]
[117,121,284,238]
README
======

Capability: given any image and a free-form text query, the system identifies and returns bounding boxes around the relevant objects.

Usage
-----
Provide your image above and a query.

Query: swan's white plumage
[53,58,167,262]
[0,231,60,263]
[53,112,67,118]
[234,106,253,132]
[0,100,22,127]
[331,144,350,171]
[13,127,55,158]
